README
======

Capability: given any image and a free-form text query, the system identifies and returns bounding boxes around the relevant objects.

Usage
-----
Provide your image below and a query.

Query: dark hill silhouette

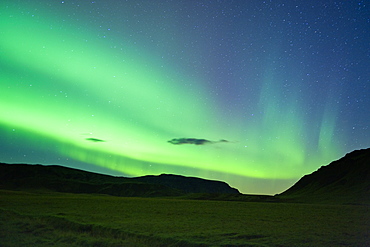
[277,148,370,204]
[0,163,239,197]
[2,148,367,203]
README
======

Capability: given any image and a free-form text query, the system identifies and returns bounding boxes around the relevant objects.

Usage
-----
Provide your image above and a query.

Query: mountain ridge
[0,162,240,197]
[1,147,369,204]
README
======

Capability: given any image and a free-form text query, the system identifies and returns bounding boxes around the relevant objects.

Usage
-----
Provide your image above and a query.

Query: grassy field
[0,190,369,246]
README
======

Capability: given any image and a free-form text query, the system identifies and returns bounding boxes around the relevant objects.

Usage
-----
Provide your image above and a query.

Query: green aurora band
[0,4,342,194]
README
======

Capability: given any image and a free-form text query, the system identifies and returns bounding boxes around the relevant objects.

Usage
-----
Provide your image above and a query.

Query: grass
[1,189,369,246]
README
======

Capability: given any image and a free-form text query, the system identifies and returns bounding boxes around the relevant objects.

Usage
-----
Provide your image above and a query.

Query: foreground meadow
[0,190,369,246]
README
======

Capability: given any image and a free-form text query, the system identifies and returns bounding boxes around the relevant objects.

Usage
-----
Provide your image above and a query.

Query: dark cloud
[168,138,229,145]
[86,138,105,142]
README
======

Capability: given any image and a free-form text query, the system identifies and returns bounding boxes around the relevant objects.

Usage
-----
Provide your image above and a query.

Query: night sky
[1,0,369,194]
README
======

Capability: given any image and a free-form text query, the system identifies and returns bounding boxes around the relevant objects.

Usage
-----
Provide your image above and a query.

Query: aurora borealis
[1,1,369,194]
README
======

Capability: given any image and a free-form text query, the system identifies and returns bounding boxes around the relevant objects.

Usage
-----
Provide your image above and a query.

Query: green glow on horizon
[0,4,343,190]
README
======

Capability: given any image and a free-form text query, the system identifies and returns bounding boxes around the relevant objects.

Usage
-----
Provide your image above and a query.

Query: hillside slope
[278,148,370,204]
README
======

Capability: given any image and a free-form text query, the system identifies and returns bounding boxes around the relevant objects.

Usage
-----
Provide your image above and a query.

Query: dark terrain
[0,148,369,246]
